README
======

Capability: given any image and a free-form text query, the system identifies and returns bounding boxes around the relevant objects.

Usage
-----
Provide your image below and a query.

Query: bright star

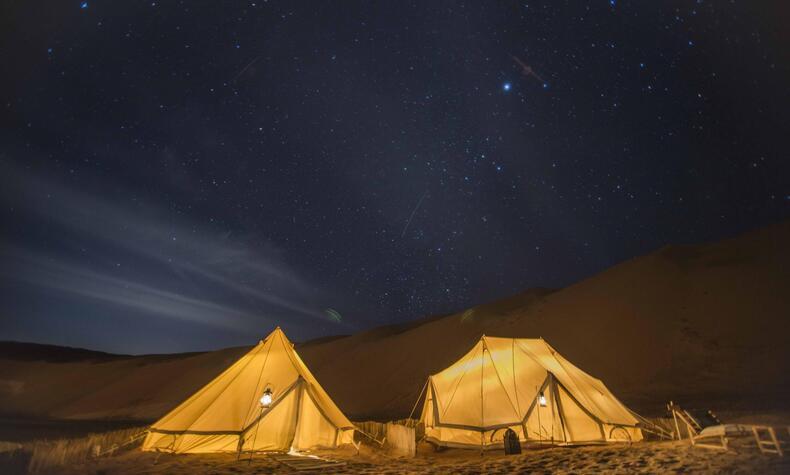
[503,82,512,92]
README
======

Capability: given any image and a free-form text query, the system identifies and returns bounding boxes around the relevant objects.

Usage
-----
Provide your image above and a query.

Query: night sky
[1,1,788,354]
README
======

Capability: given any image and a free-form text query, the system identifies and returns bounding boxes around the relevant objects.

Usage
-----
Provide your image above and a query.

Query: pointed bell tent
[419,335,643,449]
[143,327,355,453]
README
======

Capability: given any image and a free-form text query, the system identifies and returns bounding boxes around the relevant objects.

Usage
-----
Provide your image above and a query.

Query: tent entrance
[238,378,304,454]
[520,372,609,444]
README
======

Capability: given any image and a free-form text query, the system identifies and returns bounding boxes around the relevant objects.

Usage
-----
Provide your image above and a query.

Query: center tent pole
[536,384,541,445]
[248,405,264,465]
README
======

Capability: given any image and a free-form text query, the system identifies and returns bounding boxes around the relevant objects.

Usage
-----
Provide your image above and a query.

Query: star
[502,82,512,92]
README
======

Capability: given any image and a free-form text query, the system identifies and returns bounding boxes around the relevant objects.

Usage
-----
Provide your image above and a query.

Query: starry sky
[1,1,788,354]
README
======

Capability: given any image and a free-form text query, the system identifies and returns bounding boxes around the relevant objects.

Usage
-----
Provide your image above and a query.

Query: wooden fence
[354,419,424,444]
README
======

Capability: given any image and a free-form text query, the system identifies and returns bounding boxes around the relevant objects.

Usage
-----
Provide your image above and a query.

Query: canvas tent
[419,335,643,449]
[143,327,354,454]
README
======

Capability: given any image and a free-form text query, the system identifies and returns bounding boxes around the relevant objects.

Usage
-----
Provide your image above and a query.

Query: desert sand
[50,438,790,474]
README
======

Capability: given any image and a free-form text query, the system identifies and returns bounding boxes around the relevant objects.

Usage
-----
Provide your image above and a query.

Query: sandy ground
[54,438,789,475]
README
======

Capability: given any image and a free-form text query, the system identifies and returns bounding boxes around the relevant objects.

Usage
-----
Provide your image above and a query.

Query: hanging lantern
[260,388,273,408]
[538,391,547,407]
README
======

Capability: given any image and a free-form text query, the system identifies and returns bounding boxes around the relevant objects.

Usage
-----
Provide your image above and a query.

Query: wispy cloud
[0,162,338,334]
[2,246,255,330]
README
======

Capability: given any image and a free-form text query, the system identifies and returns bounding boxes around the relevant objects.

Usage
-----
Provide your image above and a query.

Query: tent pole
[247,405,264,465]
[536,384,541,445]
[550,374,555,445]
[240,337,273,463]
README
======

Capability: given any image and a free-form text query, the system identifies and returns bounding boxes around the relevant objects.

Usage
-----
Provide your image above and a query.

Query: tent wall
[291,386,338,450]
[142,432,240,454]
[603,424,642,443]
[145,381,354,453]
[556,385,604,442]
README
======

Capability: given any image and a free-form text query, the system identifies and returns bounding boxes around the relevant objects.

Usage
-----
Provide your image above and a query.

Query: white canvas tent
[143,327,354,453]
[419,335,643,449]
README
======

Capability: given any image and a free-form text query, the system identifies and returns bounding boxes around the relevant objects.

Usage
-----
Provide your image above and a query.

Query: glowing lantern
[538,391,547,407]
[260,388,273,408]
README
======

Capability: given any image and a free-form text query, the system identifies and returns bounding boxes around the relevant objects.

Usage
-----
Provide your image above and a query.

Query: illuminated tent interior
[419,335,643,449]
[142,327,355,453]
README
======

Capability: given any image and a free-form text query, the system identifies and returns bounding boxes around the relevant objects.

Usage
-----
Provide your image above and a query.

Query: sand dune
[0,221,788,422]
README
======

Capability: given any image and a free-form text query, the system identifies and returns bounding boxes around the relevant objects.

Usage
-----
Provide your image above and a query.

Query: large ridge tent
[143,327,355,453]
[419,335,643,449]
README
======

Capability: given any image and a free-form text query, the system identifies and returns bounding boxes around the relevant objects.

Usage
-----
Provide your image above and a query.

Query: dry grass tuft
[25,426,146,474]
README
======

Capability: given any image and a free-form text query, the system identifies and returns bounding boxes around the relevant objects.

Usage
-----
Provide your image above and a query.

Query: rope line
[406,378,430,426]
[241,336,274,437]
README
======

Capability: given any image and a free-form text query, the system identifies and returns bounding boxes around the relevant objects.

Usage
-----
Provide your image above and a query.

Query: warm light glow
[260,389,273,408]
[538,391,547,407]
